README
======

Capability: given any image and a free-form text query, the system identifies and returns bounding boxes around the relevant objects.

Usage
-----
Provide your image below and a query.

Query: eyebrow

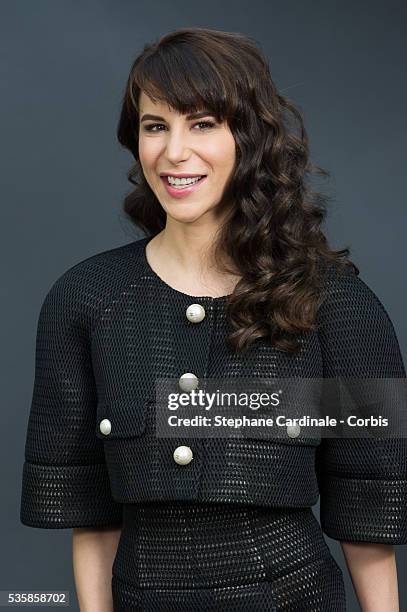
[140,110,214,123]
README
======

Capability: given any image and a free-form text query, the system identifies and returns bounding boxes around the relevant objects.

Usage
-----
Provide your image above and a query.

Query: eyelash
[143,121,216,132]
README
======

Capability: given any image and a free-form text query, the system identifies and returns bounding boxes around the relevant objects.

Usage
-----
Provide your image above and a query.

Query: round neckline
[140,235,231,301]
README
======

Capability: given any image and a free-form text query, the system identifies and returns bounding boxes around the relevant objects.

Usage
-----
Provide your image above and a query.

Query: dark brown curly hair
[117,27,358,354]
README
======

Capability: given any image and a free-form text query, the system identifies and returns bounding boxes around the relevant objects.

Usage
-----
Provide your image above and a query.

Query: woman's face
[138,91,236,224]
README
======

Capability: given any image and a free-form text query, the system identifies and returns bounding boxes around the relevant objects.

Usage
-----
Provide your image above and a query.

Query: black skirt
[111,501,346,611]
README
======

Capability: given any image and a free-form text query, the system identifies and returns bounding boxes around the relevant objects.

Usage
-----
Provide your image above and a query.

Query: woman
[20,28,406,611]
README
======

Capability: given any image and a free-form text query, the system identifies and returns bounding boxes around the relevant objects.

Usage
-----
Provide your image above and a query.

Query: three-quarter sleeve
[315,264,407,544]
[20,271,123,529]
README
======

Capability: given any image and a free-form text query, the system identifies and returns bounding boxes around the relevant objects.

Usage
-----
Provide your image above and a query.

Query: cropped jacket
[20,236,407,544]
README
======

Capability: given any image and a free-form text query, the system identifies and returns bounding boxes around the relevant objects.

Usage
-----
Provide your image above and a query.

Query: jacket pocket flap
[96,396,149,440]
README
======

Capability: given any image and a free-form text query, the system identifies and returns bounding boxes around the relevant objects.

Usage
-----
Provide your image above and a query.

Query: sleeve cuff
[20,461,123,529]
[319,475,407,544]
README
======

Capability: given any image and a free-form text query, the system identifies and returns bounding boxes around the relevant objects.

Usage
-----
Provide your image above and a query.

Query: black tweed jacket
[20,236,407,544]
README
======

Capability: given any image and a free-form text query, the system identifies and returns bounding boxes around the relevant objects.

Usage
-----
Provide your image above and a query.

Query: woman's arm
[341,541,399,611]
[72,526,122,612]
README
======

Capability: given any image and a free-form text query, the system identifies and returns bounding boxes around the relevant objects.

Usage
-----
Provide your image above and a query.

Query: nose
[164,126,191,165]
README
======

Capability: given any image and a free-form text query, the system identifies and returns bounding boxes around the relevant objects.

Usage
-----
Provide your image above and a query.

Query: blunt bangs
[128,43,235,123]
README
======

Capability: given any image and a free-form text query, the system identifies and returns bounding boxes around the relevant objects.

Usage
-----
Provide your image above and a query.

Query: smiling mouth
[162,175,207,189]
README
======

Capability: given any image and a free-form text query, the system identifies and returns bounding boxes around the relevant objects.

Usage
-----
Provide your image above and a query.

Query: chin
[167,211,208,224]
[165,200,211,215]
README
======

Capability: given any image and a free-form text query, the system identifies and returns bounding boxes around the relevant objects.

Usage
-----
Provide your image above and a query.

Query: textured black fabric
[20,235,407,608]
[111,502,346,611]
[315,261,407,544]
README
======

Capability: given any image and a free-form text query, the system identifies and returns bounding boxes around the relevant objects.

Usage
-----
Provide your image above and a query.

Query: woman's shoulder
[316,258,405,376]
[318,258,391,322]
[37,237,146,324]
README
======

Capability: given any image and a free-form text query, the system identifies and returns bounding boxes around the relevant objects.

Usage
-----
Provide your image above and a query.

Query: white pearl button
[186,303,206,323]
[99,418,112,436]
[173,445,193,465]
[179,372,199,391]
[287,424,301,438]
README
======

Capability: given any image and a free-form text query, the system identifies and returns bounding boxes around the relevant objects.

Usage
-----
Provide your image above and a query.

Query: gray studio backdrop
[1,1,406,610]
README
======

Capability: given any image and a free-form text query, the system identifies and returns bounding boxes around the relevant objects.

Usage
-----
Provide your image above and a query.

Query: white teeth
[167,175,203,186]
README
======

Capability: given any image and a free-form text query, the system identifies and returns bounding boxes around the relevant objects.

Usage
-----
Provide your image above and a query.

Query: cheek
[138,138,160,169]
[207,135,236,177]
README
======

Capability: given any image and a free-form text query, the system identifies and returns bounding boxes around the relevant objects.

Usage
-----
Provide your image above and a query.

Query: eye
[143,123,166,132]
[142,120,216,133]
[192,120,216,130]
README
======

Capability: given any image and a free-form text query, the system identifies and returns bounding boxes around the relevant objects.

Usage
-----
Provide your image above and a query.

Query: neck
[146,223,241,298]
[156,227,220,273]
